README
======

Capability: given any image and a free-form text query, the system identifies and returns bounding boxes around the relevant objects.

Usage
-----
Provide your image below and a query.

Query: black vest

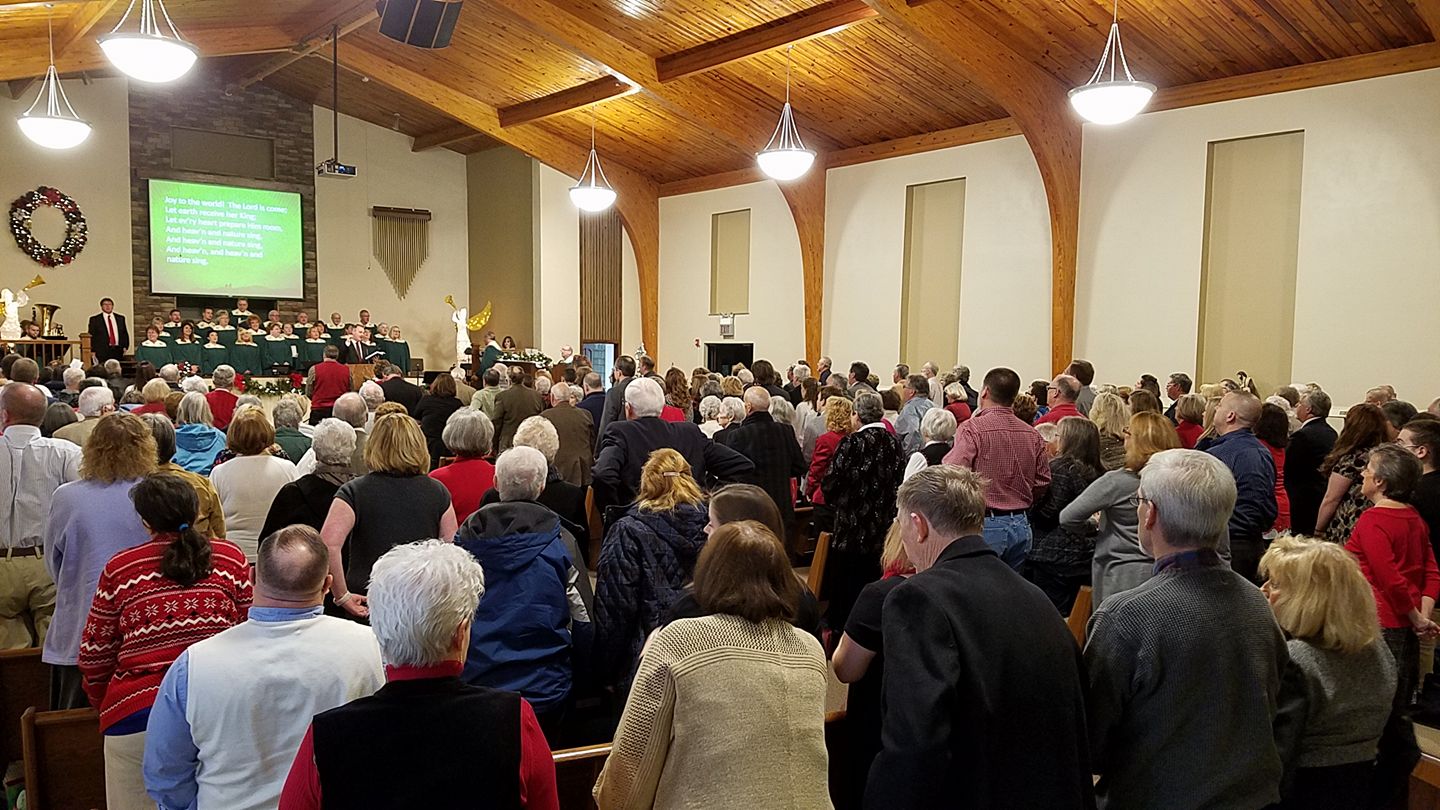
[921,441,952,467]
[312,677,522,809]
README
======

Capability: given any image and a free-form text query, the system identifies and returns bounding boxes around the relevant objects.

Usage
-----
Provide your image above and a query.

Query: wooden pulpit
[347,364,373,391]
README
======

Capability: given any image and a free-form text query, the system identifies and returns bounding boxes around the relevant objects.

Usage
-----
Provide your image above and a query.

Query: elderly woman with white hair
[902,407,958,481]
[454,446,590,737]
[56,365,85,407]
[698,395,724,438]
[717,396,746,434]
[173,391,228,475]
[429,408,496,521]
[205,364,241,430]
[54,385,115,447]
[261,418,360,539]
[272,395,313,460]
[358,380,385,433]
[478,416,590,555]
[278,540,559,807]
[179,375,209,395]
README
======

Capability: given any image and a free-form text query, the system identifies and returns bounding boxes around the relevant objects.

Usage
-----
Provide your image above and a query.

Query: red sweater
[807,430,845,505]
[430,456,497,522]
[206,389,238,430]
[1175,420,1203,450]
[945,402,972,424]
[78,537,253,731]
[1347,505,1440,629]
[1035,402,1082,426]
[310,360,352,410]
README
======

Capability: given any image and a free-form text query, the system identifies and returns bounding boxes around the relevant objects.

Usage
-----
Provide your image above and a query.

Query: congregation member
[1062,411,1180,605]
[865,466,1092,808]
[1258,535,1396,810]
[1288,388,1338,535]
[9,357,50,400]
[261,419,360,538]
[1164,372,1193,422]
[541,381,594,487]
[377,363,423,415]
[1037,373,1085,426]
[1085,449,1293,810]
[942,381,973,424]
[78,474,252,809]
[578,371,606,427]
[322,413,458,620]
[1066,359,1097,415]
[295,392,368,476]
[1256,402,1293,537]
[414,374,466,469]
[1204,391,1278,583]
[145,525,383,810]
[173,391,227,475]
[821,392,904,628]
[942,367,1050,570]
[597,355,637,442]
[0,383,80,649]
[805,396,852,526]
[1400,418,1440,542]
[210,409,299,562]
[902,407,957,480]
[479,417,591,554]
[279,539,559,809]
[141,414,226,539]
[359,380,386,432]
[894,374,935,455]
[304,345,350,425]
[715,386,806,541]
[470,367,503,419]
[1028,417,1105,613]
[133,377,171,416]
[592,378,753,512]
[1128,389,1163,416]
[1317,402,1390,543]
[846,361,876,396]
[205,365,240,430]
[455,447,589,735]
[1173,392,1206,449]
[272,395,313,460]
[494,366,545,452]
[429,408,497,521]
[595,521,829,810]
[41,401,77,437]
[1346,444,1439,806]
[593,449,709,692]
[663,367,694,418]
[44,413,155,708]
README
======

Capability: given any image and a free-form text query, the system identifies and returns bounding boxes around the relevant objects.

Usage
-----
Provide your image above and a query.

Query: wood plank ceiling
[0,0,1436,176]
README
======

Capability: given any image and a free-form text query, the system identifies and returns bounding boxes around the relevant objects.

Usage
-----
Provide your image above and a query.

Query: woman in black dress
[413,373,465,470]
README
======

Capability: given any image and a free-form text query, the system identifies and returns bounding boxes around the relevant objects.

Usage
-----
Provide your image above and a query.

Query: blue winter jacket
[173,423,227,475]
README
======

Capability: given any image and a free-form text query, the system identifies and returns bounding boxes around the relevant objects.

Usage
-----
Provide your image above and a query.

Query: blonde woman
[320,413,457,619]
[1260,536,1396,809]
[593,448,709,691]
[1060,411,1180,605]
[806,395,853,508]
[721,375,744,398]
[1089,391,1129,471]
[132,377,171,417]
[1174,392,1207,449]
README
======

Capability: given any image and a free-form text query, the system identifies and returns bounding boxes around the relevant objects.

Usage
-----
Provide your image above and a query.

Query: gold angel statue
[0,276,44,341]
[445,296,493,366]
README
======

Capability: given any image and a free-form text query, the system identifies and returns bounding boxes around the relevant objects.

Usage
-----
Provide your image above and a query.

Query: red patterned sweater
[78,537,253,731]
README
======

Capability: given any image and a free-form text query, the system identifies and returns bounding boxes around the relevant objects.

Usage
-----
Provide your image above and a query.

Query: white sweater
[209,455,298,560]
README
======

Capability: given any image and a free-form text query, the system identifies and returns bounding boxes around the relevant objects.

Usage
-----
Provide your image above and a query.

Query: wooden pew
[1412,751,1440,810]
[807,531,832,600]
[22,707,104,810]
[554,742,611,809]
[0,648,48,765]
[1066,586,1093,648]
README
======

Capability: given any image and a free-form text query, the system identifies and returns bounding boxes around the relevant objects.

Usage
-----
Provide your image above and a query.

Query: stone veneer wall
[129,63,317,324]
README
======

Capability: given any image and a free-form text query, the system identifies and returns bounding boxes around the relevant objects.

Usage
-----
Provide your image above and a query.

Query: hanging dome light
[17,7,91,150]
[99,0,198,84]
[1068,0,1155,125]
[757,45,815,181]
[570,111,617,213]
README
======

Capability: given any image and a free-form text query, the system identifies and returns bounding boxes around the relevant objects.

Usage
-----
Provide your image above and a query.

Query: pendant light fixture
[756,45,814,181]
[570,108,617,213]
[1068,0,1155,125]
[99,0,198,84]
[18,5,92,150]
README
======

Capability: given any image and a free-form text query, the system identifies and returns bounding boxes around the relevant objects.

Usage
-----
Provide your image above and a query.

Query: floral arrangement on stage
[498,349,553,368]
[239,373,304,396]
[9,186,87,268]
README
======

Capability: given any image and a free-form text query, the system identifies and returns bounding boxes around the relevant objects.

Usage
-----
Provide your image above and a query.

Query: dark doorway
[706,342,753,375]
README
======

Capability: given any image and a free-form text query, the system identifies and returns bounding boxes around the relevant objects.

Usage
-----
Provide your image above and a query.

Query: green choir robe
[375,339,410,372]
[170,339,203,370]
[134,341,172,368]
[228,342,261,375]
[260,336,295,371]
[200,344,229,375]
[211,326,238,347]
[298,339,328,369]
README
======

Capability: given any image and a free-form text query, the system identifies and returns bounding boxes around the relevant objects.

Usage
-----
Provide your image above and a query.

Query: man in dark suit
[577,371,606,429]
[541,381,594,488]
[493,366,544,452]
[866,465,1093,810]
[1285,388,1338,535]
[592,377,753,512]
[88,297,128,364]
[377,363,424,416]
[714,386,806,538]
[595,354,636,446]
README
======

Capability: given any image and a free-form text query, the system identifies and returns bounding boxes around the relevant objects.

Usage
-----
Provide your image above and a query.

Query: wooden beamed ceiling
[0,0,1437,173]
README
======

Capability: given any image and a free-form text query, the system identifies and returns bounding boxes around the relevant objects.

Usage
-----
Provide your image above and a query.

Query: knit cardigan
[78,537,252,731]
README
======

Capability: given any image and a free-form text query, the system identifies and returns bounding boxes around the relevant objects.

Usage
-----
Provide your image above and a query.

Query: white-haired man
[54,385,114,447]
[541,381,594,488]
[922,361,943,405]
[592,377,752,513]
[295,392,368,476]
[1084,449,1295,810]
[716,386,807,538]
[146,526,383,810]
[56,366,84,407]
[279,538,559,808]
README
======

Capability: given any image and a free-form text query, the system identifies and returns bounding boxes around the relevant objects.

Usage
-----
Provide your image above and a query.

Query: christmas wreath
[498,349,554,368]
[240,373,304,396]
[9,186,87,268]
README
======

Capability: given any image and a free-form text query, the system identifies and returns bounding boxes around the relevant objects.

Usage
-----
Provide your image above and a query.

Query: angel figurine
[0,286,29,341]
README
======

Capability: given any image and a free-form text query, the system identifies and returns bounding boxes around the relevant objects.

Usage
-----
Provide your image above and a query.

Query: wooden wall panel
[580,208,623,344]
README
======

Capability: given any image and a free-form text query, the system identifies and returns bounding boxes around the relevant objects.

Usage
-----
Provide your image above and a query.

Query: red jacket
[205,390,238,430]
[310,360,351,409]
[1348,505,1440,629]
[807,430,845,505]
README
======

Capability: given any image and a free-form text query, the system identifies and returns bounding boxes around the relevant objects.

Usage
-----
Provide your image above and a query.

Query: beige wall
[0,78,134,336]
[467,147,535,350]
[901,178,966,370]
[314,109,468,371]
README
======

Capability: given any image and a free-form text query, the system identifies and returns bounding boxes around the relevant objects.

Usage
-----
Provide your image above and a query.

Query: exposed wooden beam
[497,75,635,128]
[0,25,297,81]
[8,77,36,101]
[0,0,93,7]
[656,0,878,82]
[1412,1,1440,40]
[866,0,1081,374]
[226,0,377,93]
[778,164,827,366]
[333,40,662,354]
[659,166,769,197]
[410,122,477,152]
[6,0,116,99]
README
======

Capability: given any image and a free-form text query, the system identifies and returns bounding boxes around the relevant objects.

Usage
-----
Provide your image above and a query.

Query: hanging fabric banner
[371,206,432,299]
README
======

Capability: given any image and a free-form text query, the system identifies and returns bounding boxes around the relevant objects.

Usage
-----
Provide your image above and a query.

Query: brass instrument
[31,303,60,336]
[22,275,44,292]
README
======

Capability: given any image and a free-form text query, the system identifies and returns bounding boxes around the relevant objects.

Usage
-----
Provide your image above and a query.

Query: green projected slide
[149,179,303,298]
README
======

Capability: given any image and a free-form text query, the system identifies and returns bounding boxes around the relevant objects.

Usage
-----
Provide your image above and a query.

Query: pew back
[22,707,104,810]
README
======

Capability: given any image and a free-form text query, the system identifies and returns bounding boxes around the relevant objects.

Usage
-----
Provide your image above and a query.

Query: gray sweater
[1059,469,1146,605]
[1084,560,1293,810]
[1287,638,1396,767]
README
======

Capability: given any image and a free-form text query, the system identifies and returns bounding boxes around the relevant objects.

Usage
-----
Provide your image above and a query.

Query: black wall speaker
[376,0,464,49]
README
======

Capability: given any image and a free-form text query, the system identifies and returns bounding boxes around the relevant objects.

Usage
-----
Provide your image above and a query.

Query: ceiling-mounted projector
[317,158,357,178]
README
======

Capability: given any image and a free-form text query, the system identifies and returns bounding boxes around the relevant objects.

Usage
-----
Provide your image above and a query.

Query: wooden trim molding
[656,0,878,82]
[225,1,378,93]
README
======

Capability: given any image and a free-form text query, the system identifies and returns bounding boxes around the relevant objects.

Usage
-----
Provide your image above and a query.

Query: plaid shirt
[942,405,1050,510]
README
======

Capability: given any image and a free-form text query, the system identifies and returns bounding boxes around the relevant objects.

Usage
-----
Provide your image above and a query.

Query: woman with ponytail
[78,473,252,810]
